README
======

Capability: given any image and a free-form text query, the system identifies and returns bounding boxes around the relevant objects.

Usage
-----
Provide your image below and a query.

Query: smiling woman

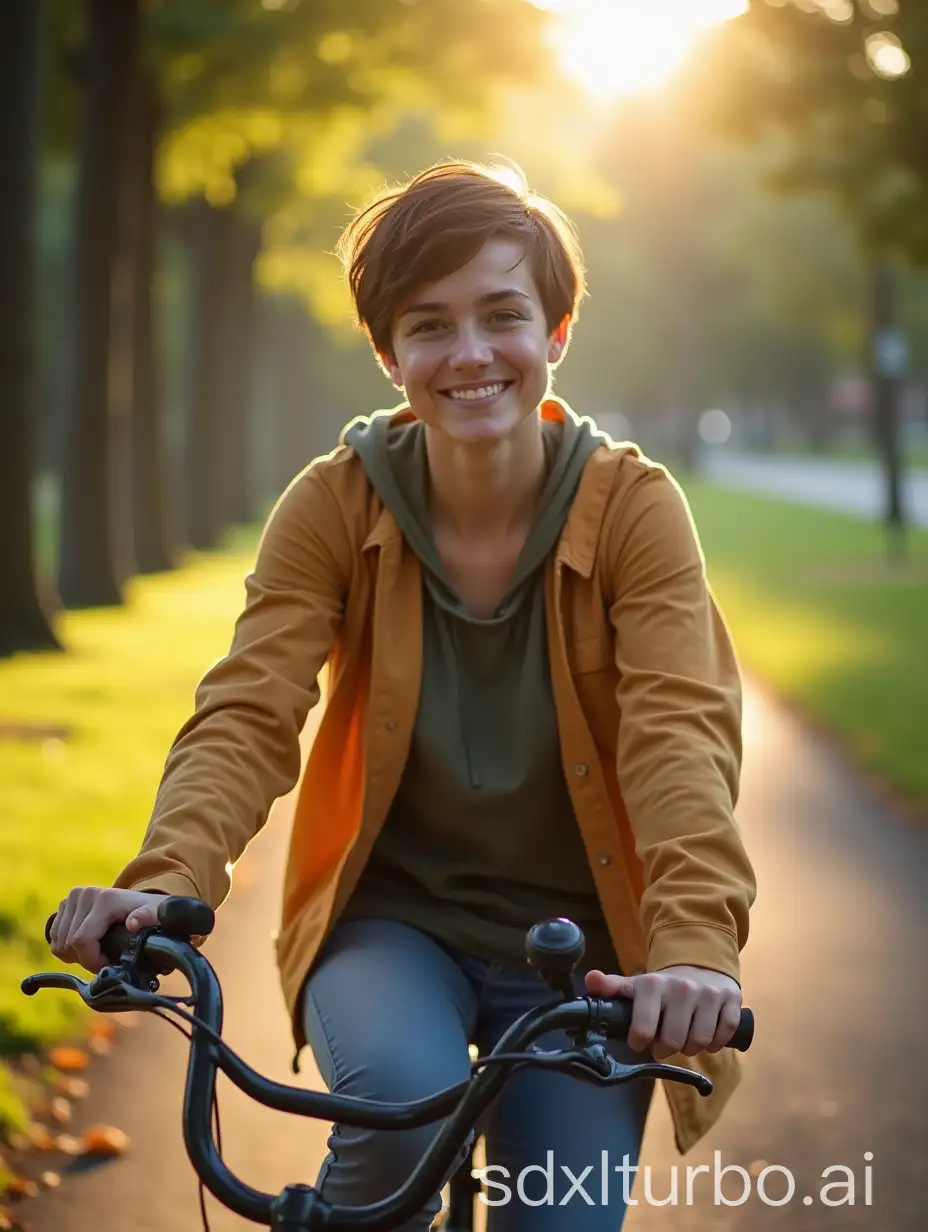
[534,0,749,101]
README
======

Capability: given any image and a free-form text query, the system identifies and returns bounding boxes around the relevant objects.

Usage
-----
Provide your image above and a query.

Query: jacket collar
[358,398,617,576]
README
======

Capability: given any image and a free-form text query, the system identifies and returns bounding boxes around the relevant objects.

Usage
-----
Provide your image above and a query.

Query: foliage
[686,0,928,263]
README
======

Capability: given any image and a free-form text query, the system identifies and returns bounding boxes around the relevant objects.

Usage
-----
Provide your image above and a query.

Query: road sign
[873,327,909,379]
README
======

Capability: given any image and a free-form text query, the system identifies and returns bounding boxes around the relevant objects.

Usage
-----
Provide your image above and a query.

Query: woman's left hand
[584,965,743,1060]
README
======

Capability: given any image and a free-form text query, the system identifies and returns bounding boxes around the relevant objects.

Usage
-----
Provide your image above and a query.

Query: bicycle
[23,897,754,1232]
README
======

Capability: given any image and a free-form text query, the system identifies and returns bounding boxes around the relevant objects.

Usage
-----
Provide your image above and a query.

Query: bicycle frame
[24,916,753,1232]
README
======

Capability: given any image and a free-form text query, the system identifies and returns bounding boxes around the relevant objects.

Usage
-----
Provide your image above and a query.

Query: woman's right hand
[48,887,168,974]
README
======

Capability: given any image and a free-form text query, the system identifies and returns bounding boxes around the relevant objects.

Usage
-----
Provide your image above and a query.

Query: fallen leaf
[87,1037,111,1057]
[6,1175,39,1199]
[52,1075,89,1100]
[47,1047,89,1073]
[23,1126,55,1152]
[53,1134,86,1157]
[82,1125,129,1157]
[3,1135,28,1154]
[0,1206,13,1231]
[48,1097,71,1125]
[39,1172,60,1189]
[87,1020,117,1042]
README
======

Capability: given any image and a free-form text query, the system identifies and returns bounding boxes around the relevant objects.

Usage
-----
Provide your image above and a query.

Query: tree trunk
[130,71,174,573]
[0,0,60,655]
[58,0,139,608]
[219,210,261,527]
[184,199,229,551]
[869,257,907,562]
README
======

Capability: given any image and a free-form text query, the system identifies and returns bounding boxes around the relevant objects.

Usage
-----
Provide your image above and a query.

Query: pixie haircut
[336,160,586,361]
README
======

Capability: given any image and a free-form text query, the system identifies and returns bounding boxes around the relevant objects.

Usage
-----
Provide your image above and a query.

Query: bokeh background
[1,1,927,1228]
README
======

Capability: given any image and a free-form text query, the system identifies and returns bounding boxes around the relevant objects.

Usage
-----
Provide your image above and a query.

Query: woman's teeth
[446,382,509,401]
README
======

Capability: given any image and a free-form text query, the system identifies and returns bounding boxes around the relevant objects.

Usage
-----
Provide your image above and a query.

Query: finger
[51,893,80,962]
[72,890,120,973]
[706,996,743,1053]
[654,977,699,1059]
[126,903,161,931]
[627,974,662,1053]
[682,990,725,1057]
[584,969,634,998]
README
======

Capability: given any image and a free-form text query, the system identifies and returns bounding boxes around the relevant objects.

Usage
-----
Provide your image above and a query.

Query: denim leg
[301,918,480,1232]
[473,966,655,1232]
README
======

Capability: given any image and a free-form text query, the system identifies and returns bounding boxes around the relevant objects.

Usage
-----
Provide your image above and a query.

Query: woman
[51,160,756,1230]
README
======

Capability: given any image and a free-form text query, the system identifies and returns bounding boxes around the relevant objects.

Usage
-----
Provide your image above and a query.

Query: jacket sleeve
[113,465,351,910]
[605,461,756,985]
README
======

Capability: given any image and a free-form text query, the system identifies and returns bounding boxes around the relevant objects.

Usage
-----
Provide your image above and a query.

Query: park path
[18,678,928,1231]
[699,448,928,527]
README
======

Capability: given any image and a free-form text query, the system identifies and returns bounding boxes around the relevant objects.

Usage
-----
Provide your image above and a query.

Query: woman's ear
[375,347,404,389]
[547,314,572,364]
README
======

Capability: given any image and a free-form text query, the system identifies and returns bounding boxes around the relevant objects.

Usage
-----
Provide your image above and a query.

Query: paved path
[18,680,928,1231]
[700,450,928,527]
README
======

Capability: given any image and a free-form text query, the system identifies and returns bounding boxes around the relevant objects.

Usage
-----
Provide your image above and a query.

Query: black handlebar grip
[728,1008,754,1052]
[602,1000,755,1052]
[44,895,214,959]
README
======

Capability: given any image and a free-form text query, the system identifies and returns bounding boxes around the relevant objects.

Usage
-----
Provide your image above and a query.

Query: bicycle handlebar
[29,900,755,1231]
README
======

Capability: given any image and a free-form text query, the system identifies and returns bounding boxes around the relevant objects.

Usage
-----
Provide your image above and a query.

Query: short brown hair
[336,160,586,360]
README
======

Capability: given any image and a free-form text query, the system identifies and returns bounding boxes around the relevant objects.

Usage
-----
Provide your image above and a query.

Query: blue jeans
[302,917,654,1231]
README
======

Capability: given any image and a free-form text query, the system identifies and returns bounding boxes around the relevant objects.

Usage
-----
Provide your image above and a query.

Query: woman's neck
[424,413,547,539]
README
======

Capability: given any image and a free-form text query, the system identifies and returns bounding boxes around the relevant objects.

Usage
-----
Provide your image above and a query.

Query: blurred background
[1,1,927,1228]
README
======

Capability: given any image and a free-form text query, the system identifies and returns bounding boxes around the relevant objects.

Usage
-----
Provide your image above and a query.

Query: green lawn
[0,532,259,1137]
[681,478,928,808]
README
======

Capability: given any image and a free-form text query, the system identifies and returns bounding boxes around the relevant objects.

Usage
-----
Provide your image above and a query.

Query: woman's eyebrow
[398,289,532,318]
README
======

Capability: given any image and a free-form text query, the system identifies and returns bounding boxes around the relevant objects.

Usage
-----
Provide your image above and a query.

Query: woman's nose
[448,322,493,368]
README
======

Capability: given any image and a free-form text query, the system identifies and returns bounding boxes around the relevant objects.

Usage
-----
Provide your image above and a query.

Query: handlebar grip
[45,895,215,961]
[601,1000,754,1052]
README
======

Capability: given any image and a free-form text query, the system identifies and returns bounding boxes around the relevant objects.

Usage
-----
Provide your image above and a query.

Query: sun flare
[536,0,749,102]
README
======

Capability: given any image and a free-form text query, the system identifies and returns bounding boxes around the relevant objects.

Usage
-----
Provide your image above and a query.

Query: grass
[0,530,260,1136]
[680,478,928,809]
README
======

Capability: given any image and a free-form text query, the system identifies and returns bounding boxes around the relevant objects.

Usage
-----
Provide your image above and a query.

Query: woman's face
[385,238,568,445]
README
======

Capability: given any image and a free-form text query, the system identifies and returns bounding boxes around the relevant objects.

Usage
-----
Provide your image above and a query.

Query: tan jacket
[116,400,756,1154]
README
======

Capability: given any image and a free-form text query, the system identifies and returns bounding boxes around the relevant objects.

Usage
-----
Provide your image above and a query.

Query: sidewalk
[699,449,928,526]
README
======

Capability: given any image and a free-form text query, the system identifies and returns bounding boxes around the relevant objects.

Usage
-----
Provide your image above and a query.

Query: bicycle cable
[150,1005,222,1232]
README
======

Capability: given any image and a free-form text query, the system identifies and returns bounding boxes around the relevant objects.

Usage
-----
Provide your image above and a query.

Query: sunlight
[535,0,749,102]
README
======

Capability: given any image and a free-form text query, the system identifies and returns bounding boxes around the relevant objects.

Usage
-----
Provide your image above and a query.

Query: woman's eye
[489,310,524,325]
[409,319,445,335]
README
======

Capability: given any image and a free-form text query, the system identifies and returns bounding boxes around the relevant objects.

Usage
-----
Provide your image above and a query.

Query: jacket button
[386,719,397,732]
[574,763,588,776]
[597,853,611,866]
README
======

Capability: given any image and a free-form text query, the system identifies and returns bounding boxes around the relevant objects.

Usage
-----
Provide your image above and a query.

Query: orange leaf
[26,1126,55,1151]
[53,1133,86,1157]
[0,1206,13,1231]
[88,1036,112,1057]
[40,1171,61,1189]
[6,1175,39,1199]
[88,1020,117,1042]
[48,1046,89,1072]
[82,1125,130,1156]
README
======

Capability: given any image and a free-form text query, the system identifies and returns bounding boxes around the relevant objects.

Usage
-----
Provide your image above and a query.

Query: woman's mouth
[440,380,514,406]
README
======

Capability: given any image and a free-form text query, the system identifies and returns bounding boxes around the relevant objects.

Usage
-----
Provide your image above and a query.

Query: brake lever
[21,969,162,1012]
[599,1058,714,1096]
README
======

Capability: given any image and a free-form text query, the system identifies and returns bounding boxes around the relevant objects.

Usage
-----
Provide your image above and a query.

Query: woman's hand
[49,887,167,974]
[584,965,742,1059]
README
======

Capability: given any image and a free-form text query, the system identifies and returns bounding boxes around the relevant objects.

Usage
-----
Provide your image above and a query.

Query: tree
[0,0,61,656]
[58,0,140,608]
[685,0,928,548]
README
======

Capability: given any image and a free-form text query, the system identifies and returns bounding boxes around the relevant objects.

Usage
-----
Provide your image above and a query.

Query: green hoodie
[339,406,620,975]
